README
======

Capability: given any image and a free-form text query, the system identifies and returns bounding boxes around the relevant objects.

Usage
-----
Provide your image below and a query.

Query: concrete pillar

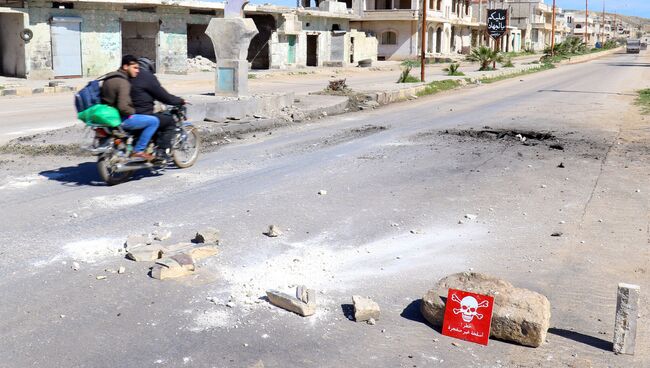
[613,283,640,355]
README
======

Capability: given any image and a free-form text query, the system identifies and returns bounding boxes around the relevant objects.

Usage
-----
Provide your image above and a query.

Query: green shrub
[467,46,504,71]
[443,62,465,76]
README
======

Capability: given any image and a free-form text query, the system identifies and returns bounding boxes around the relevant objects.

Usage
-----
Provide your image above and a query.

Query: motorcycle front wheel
[172,127,200,168]
[97,155,133,186]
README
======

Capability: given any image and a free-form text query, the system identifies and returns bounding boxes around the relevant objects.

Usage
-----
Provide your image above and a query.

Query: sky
[249,0,650,18]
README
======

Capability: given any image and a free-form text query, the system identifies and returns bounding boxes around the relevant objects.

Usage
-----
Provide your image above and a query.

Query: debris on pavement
[96,275,107,280]
[420,272,551,347]
[125,234,152,248]
[266,285,316,317]
[152,230,172,241]
[72,262,80,271]
[117,266,126,274]
[352,295,381,322]
[464,214,477,220]
[264,225,283,238]
[126,245,165,262]
[151,254,196,280]
[557,162,565,168]
[192,227,220,244]
[550,232,563,237]
[318,190,327,195]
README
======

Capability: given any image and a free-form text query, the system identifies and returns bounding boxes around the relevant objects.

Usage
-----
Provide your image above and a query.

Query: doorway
[287,35,296,64]
[435,27,442,53]
[51,17,82,78]
[427,28,434,53]
[246,14,276,70]
[187,24,215,61]
[307,34,318,66]
[0,13,26,77]
[121,21,158,70]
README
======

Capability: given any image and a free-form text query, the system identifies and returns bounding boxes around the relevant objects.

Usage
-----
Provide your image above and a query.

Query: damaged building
[0,0,377,79]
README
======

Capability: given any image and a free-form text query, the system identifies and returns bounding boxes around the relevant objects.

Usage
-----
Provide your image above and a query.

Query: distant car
[627,39,641,53]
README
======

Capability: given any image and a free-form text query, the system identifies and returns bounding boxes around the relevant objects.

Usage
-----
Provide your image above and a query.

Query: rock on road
[0,52,649,367]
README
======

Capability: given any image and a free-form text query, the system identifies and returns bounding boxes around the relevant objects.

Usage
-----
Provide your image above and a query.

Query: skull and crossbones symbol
[451,294,490,323]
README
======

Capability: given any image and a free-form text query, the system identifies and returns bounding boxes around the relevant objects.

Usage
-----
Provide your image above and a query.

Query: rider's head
[137,57,155,74]
[120,55,140,78]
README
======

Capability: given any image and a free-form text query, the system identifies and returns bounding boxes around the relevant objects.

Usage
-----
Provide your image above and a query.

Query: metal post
[585,0,589,45]
[420,0,427,82]
[551,0,556,55]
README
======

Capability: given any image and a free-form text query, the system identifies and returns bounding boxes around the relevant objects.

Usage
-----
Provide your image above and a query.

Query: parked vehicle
[626,39,641,53]
[85,105,200,185]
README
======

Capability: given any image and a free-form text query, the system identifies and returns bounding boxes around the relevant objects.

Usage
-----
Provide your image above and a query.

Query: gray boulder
[420,272,551,347]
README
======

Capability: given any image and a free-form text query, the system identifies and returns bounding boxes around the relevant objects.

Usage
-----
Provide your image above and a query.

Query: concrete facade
[350,0,478,60]
[0,0,378,79]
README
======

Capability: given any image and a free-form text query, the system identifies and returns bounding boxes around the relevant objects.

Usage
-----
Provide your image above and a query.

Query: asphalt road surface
[1,52,649,368]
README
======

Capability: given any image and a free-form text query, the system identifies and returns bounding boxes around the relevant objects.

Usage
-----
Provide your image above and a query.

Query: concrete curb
[558,47,624,65]
[0,85,77,98]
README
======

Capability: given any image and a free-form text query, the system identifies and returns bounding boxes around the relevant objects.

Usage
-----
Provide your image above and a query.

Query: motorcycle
[84,105,200,185]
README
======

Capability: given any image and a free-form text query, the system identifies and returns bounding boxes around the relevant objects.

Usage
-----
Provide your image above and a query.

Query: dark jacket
[130,69,183,115]
[100,70,135,118]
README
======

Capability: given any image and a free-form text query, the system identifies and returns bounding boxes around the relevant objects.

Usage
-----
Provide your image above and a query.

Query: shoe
[131,151,155,161]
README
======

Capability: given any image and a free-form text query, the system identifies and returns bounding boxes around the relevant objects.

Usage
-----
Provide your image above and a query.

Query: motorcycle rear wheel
[97,155,133,185]
[172,127,200,168]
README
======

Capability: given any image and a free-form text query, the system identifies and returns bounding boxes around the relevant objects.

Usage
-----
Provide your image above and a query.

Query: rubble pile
[187,56,216,72]
[124,226,220,280]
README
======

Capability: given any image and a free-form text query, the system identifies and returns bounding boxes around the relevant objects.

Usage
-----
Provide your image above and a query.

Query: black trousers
[153,112,175,150]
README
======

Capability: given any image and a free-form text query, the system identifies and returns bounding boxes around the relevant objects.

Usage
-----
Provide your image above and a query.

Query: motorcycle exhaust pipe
[113,162,154,173]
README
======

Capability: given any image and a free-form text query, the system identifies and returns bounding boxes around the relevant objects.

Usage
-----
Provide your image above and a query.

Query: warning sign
[441,288,495,346]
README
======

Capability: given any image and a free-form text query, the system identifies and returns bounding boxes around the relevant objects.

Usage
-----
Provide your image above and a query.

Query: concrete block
[0,89,17,96]
[32,88,45,94]
[151,256,195,280]
[15,87,33,97]
[613,283,640,355]
[193,227,220,244]
[126,245,164,262]
[266,287,316,317]
[352,295,380,322]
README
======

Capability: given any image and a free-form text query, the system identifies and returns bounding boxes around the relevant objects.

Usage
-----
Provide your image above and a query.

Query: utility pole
[420,0,427,82]
[551,0,556,55]
[585,0,589,45]
[601,0,605,43]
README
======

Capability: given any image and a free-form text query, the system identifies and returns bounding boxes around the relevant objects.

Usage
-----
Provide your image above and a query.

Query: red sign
[441,289,495,346]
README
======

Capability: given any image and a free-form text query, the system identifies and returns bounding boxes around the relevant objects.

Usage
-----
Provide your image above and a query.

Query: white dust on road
[189,226,481,331]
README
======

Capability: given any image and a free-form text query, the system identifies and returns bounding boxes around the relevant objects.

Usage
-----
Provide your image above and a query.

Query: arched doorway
[427,28,434,53]
[436,27,442,53]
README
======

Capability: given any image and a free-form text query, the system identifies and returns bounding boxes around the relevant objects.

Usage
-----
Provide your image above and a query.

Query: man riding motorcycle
[131,57,185,162]
[101,55,159,161]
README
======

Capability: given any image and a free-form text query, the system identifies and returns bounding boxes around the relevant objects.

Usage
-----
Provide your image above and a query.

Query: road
[0,52,649,367]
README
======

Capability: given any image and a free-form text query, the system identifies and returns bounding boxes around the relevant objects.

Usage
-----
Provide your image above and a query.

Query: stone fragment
[125,234,152,249]
[318,190,327,195]
[551,232,563,237]
[420,272,551,348]
[353,295,381,322]
[153,230,172,241]
[188,245,219,261]
[117,266,126,274]
[464,214,477,220]
[264,225,282,237]
[72,262,80,271]
[126,245,164,262]
[266,286,316,317]
[613,283,640,355]
[193,227,220,244]
[151,256,195,280]
[96,276,107,280]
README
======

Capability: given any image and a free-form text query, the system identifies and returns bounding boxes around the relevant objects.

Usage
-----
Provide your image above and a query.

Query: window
[52,2,73,9]
[381,31,397,45]
[575,24,582,29]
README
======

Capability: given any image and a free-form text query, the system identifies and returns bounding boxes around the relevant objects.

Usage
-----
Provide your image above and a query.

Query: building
[470,0,522,53]
[0,0,377,79]
[504,0,554,51]
[350,0,478,60]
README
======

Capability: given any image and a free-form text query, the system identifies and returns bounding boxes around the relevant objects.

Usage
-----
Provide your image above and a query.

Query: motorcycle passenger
[131,57,185,162]
[101,55,159,161]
